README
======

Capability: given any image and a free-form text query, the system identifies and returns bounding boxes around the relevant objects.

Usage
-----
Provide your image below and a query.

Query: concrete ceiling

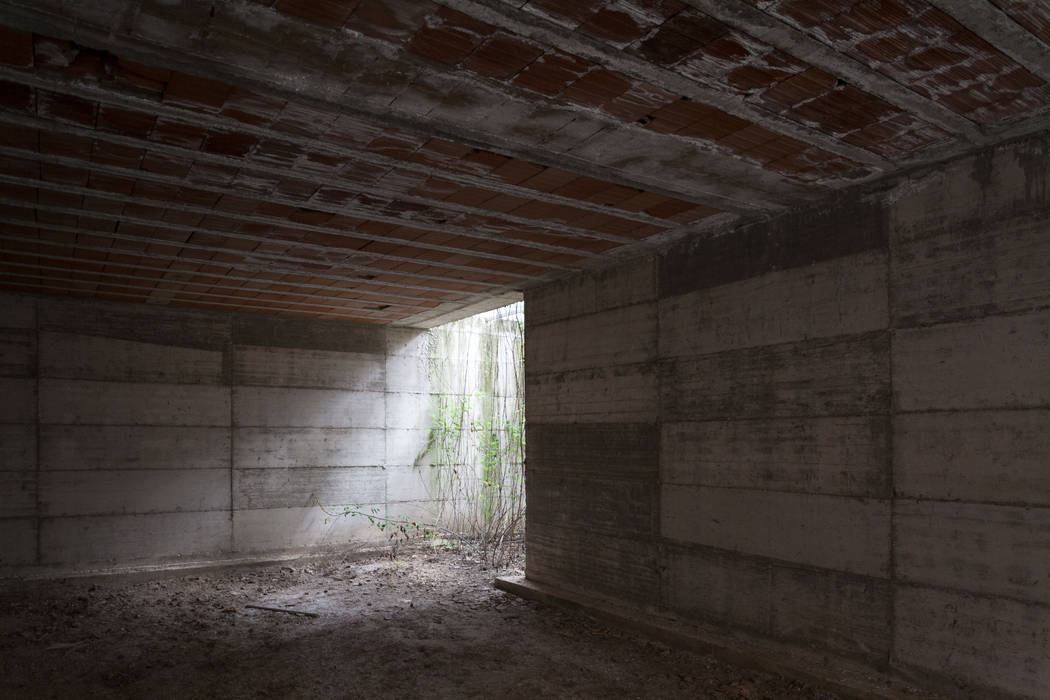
[1,0,1049,326]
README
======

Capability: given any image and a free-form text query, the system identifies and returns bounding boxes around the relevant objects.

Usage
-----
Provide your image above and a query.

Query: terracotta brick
[518,167,580,193]
[0,26,34,67]
[410,24,484,65]
[140,153,193,177]
[150,119,209,150]
[97,105,157,139]
[37,91,96,126]
[40,163,90,186]
[490,158,546,185]
[163,71,233,111]
[0,123,36,152]
[579,7,654,44]
[38,132,92,159]
[185,162,239,186]
[346,0,436,43]
[203,130,260,157]
[91,142,145,169]
[561,68,632,107]
[0,80,33,112]
[275,0,359,26]
[678,106,749,141]
[219,88,286,126]
[463,34,545,79]
[442,187,499,208]
[513,51,595,96]
[272,102,338,138]
[638,9,728,65]
[603,82,678,123]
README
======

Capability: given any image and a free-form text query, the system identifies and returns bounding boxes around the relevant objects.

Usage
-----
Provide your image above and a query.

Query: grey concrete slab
[0,517,35,566]
[526,302,657,373]
[0,294,36,329]
[40,511,231,565]
[233,427,384,469]
[894,585,1050,699]
[525,256,658,328]
[39,469,229,517]
[0,424,35,472]
[38,296,230,350]
[385,465,434,503]
[661,486,891,578]
[384,352,429,393]
[385,392,434,431]
[526,364,658,423]
[896,500,1050,605]
[0,470,35,518]
[39,425,230,471]
[895,410,1050,505]
[39,379,230,426]
[232,313,385,354]
[528,473,655,537]
[663,546,772,634]
[232,345,384,391]
[385,428,431,469]
[894,309,1050,411]
[661,332,891,421]
[527,523,660,605]
[893,215,1050,327]
[526,423,658,477]
[0,327,35,378]
[39,332,225,384]
[770,566,891,664]
[0,378,36,424]
[232,504,383,553]
[233,387,385,428]
[659,251,888,358]
[233,466,386,510]
[661,417,890,498]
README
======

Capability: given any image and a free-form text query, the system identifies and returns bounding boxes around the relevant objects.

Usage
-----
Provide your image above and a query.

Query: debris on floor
[0,545,841,699]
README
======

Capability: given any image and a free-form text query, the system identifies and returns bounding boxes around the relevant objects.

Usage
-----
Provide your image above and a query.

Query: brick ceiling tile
[409,23,483,66]
[463,34,545,79]
[561,68,632,107]
[219,88,286,127]
[150,119,209,150]
[677,109,750,141]
[460,149,511,173]
[490,158,547,185]
[0,27,33,68]
[638,9,728,65]
[579,7,655,44]
[439,186,496,208]
[96,106,158,139]
[163,72,233,111]
[202,131,260,158]
[603,82,678,123]
[0,123,37,151]
[38,132,92,159]
[40,163,90,186]
[275,0,359,26]
[513,51,595,96]
[517,167,580,193]
[37,91,96,127]
[0,80,32,113]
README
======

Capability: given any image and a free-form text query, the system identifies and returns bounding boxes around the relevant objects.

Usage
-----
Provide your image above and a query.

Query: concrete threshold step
[494,575,945,700]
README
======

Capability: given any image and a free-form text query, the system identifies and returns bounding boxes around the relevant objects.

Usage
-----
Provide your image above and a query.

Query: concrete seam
[227,335,235,555]
[885,208,898,673]
[33,297,41,565]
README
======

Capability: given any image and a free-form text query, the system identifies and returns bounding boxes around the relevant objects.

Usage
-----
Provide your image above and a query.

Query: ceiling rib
[682,0,983,143]
[0,70,670,244]
[0,152,593,271]
[924,0,1050,84]
[444,0,891,169]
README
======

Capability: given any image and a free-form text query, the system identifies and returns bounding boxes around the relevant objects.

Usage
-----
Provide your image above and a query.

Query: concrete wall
[524,132,1050,699]
[0,295,435,571]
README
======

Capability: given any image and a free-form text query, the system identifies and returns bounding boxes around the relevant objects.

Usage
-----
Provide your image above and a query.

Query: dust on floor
[0,544,843,699]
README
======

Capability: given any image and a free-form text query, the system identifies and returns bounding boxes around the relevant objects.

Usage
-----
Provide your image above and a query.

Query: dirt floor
[0,543,846,699]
